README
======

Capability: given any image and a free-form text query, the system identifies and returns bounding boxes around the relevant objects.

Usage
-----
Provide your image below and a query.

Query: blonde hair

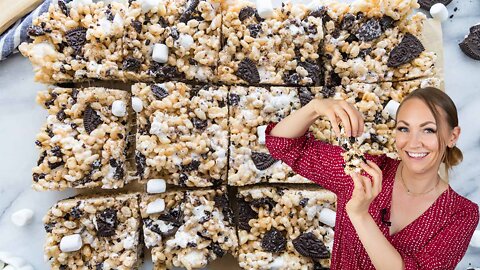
[395,87,463,181]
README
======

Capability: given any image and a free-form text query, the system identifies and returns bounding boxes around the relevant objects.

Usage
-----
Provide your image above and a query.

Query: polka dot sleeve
[402,204,479,270]
[265,122,352,196]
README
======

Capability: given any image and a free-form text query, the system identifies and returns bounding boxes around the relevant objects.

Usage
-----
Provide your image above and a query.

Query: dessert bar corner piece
[237,186,336,270]
[19,0,127,83]
[43,193,143,269]
[33,87,130,190]
[140,187,238,269]
[132,82,228,187]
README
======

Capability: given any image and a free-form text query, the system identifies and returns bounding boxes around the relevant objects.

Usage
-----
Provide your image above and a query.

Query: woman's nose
[407,132,423,148]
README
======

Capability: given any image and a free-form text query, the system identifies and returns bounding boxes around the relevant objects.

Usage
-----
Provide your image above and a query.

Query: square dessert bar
[228,86,314,186]
[132,82,228,187]
[237,186,336,270]
[219,1,324,86]
[321,0,437,86]
[43,193,143,270]
[122,0,222,82]
[140,187,238,270]
[33,87,130,191]
[19,1,127,83]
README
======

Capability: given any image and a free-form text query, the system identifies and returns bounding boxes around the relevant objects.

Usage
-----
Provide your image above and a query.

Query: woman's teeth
[407,152,428,158]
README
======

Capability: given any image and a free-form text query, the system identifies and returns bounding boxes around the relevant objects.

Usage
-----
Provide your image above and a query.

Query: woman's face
[394,98,450,174]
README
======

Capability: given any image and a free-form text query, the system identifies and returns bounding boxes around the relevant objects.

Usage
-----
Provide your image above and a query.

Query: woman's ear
[448,126,461,148]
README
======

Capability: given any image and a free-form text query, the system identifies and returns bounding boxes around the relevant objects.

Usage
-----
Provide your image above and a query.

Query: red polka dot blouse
[265,122,479,270]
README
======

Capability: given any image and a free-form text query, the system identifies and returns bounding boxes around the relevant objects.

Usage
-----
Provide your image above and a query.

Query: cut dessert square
[140,187,238,270]
[122,0,222,82]
[132,82,228,187]
[43,193,143,269]
[228,85,313,186]
[219,1,324,86]
[237,185,336,270]
[320,0,438,86]
[19,1,127,83]
[33,87,130,190]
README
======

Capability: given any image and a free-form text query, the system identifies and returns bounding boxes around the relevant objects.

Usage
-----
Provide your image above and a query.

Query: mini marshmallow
[147,179,167,194]
[470,229,480,248]
[430,3,449,22]
[0,261,4,269]
[257,125,267,145]
[131,97,144,113]
[356,132,371,145]
[146,199,165,214]
[112,100,126,117]
[152,44,169,63]
[11,209,34,227]
[178,34,194,50]
[383,100,400,120]
[319,208,336,227]
[256,0,274,19]
[139,0,161,13]
[60,234,83,253]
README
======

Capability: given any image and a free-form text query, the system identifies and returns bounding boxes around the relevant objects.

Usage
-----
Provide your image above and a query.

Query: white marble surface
[0,0,479,269]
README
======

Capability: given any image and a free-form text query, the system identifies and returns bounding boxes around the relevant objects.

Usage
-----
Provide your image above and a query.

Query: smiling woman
[265,87,479,270]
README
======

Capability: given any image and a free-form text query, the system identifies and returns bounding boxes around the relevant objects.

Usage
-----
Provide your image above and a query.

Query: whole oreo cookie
[418,0,453,10]
[459,29,480,60]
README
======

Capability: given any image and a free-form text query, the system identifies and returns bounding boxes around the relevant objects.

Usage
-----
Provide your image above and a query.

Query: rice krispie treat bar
[43,193,143,270]
[132,82,228,187]
[122,0,222,82]
[320,0,437,86]
[229,86,314,186]
[19,0,127,83]
[237,186,336,270]
[33,87,130,191]
[140,188,238,270]
[219,1,324,86]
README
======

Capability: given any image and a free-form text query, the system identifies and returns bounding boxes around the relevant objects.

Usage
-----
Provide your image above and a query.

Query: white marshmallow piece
[112,100,126,117]
[256,0,274,19]
[430,3,449,22]
[139,0,161,13]
[319,208,336,227]
[152,44,169,63]
[131,97,144,113]
[0,261,4,269]
[383,100,400,120]
[178,34,194,50]
[257,125,267,145]
[470,229,480,248]
[146,199,165,214]
[307,1,322,11]
[147,179,167,194]
[11,209,34,227]
[60,234,83,253]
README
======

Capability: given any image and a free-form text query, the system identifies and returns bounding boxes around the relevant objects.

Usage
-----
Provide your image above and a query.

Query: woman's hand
[312,99,365,138]
[346,160,383,219]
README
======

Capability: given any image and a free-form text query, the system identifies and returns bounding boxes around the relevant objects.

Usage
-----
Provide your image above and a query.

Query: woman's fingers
[334,106,353,137]
[341,102,364,137]
[351,173,365,196]
[360,161,383,196]
[326,111,341,137]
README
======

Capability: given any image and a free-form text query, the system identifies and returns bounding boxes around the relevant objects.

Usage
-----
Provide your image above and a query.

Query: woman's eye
[396,127,407,132]
[425,128,437,133]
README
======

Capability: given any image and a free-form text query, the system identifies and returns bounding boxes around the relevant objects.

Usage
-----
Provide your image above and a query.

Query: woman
[265,87,479,270]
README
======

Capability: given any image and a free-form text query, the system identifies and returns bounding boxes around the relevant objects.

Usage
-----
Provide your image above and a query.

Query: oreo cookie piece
[355,19,382,42]
[247,24,262,38]
[340,13,356,31]
[83,105,102,134]
[151,84,169,100]
[58,0,69,16]
[459,29,480,60]
[238,198,258,230]
[387,33,425,67]
[65,27,87,53]
[293,232,330,259]
[261,228,287,253]
[298,87,313,107]
[239,6,256,21]
[123,57,141,71]
[95,208,118,237]
[179,0,200,23]
[418,0,452,10]
[236,58,260,84]
[251,152,278,170]
[379,15,395,31]
[27,26,45,37]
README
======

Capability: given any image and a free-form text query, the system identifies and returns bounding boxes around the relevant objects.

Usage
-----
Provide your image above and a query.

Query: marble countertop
[0,0,479,269]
